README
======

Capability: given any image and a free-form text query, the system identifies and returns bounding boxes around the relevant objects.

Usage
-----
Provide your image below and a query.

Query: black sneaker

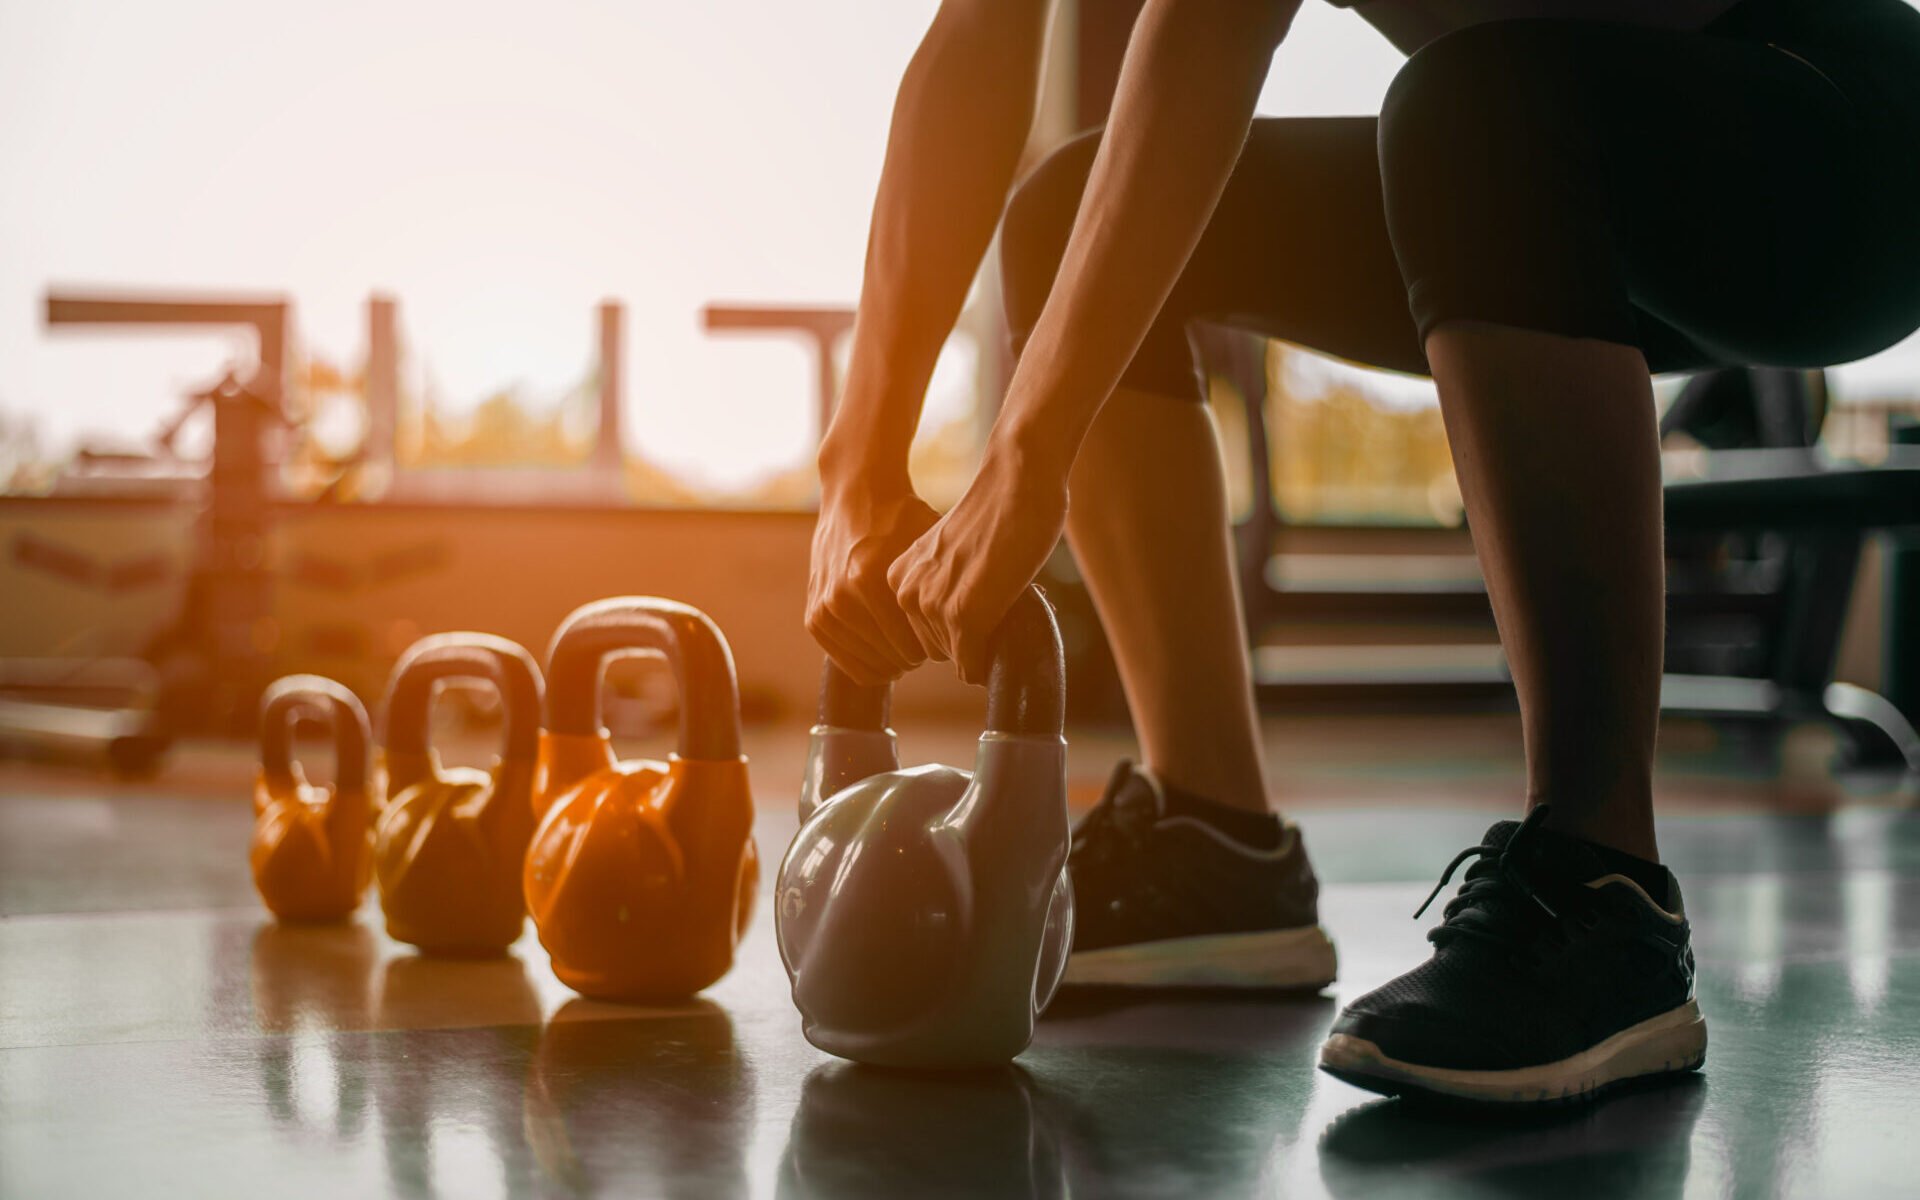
[1318,806,1707,1106]
[1061,761,1337,989]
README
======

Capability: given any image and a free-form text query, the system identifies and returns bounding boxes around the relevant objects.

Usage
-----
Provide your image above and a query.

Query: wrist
[987,400,1078,489]
[818,430,912,503]
[818,363,922,496]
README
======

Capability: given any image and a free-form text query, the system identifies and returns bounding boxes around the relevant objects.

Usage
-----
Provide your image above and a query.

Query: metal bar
[44,290,291,403]
[1664,450,1920,531]
[46,294,286,328]
[701,304,856,440]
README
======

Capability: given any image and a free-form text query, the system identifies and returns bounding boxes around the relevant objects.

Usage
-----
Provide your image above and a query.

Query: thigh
[1000,117,1430,389]
[1606,27,1920,366]
[1386,16,1920,370]
[1170,117,1429,377]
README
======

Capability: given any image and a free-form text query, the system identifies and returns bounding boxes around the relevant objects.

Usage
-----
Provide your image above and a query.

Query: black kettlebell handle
[383,634,544,765]
[817,657,891,731]
[820,585,1064,738]
[544,597,743,761]
[260,675,370,796]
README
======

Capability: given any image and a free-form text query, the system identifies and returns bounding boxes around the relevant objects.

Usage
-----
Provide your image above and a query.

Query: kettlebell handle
[544,597,743,761]
[817,657,891,731]
[819,585,1064,738]
[260,675,369,796]
[383,634,544,764]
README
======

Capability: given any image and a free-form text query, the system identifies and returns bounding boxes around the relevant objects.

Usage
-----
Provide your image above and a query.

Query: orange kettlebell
[373,633,545,957]
[252,675,374,923]
[525,597,758,1002]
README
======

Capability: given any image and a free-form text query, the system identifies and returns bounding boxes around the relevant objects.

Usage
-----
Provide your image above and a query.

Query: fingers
[809,618,893,688]
[809,590,912,685]
[851,562,926,671]
[805,487,948,686]
[887,550,951,666]
[807,562,929,687]
[927,583,999,687]
[892,557,1011,686]
[856,455,1064,690]
[952,625,992,688]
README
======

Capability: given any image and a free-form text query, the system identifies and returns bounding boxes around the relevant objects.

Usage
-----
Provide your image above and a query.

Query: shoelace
[1069,763,1157,865]
[1413,805,1569,954]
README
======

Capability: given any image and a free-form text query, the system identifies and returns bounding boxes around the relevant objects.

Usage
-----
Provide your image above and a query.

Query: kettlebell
[373,633,544,957]
[524,597,758,1002]
[775,585,1075,1068]
[252,675,374,923]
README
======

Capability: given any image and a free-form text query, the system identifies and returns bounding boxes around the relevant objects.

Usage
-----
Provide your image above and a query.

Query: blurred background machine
[1,294,291,768]
[1223,344,1919,772]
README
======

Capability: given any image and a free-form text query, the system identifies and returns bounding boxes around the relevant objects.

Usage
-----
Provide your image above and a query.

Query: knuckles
[845,559,887,594]
[803,606,830,641]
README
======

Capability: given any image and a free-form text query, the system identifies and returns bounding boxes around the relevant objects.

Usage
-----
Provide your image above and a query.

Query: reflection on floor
[2,715,1916,1199]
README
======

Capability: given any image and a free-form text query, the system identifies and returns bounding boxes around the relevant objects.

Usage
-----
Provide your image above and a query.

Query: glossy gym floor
[3,716,1915,1199]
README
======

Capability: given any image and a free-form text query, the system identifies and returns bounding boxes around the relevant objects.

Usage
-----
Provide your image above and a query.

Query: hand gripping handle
[383,634,545,767]
[544,597,743,761]
[260,674,371,796]
[817,585,1064,739]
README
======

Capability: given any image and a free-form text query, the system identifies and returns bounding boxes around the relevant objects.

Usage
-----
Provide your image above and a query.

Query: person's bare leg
[1065,385,1272,814]
[1426,321,1663,861]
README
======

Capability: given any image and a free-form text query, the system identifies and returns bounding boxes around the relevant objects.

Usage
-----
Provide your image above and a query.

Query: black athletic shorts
[1000,0,1920,392]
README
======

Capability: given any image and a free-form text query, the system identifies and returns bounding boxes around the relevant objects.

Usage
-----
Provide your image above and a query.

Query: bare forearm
[993,0,1296,471]
[821,0,1051,494]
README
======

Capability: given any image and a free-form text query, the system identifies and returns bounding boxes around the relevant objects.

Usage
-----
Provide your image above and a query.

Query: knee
[1376,23,1626,343]
[999,130,1103,340]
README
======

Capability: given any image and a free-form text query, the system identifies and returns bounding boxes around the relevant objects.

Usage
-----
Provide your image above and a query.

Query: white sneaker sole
[1062,925,1338,989]
[1319,999,1708,1105]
